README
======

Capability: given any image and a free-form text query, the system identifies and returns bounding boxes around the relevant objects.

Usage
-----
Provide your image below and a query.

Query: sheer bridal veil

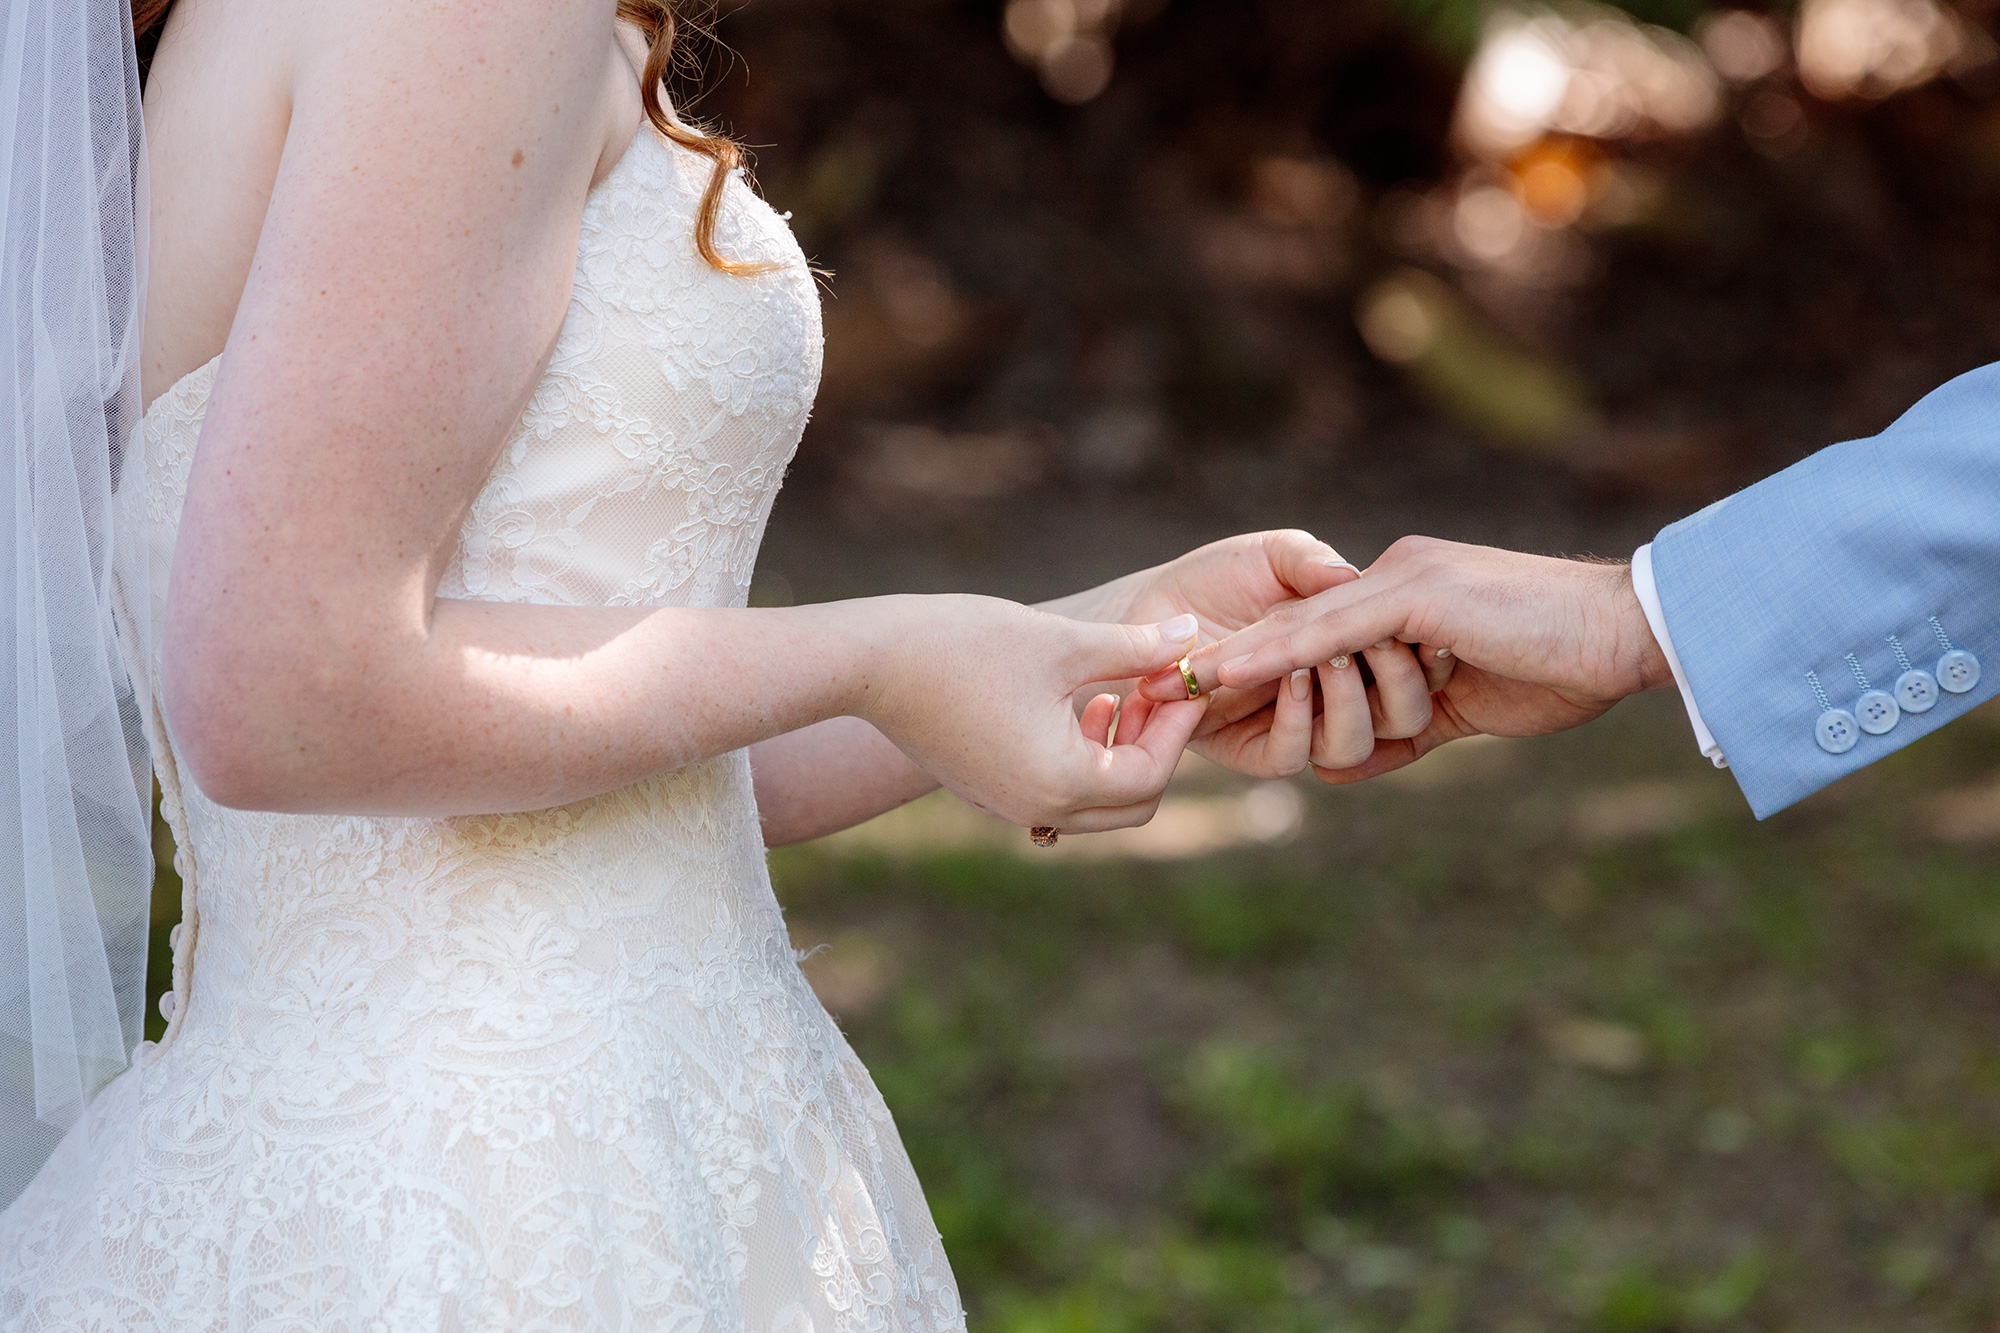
[0,0,156,1206]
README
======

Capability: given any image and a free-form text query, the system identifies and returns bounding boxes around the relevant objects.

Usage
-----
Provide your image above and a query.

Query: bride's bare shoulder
[150,0,632,208]
[141,0,636,401]
[293,0,629,121]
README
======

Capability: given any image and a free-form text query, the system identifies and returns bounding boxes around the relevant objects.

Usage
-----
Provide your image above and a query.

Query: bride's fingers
[1088,697,1205,808]
[1263,530,1362,598]
[1362,640,1433,740]
[1419,643,1456,694]
[1312,736,1422,786]
[1253,668,1316,777]
[1317,691,1486,786]
[1080,693,1120,746]
[1054,795,1170,834]
[1111,692,1154,747]
[1191,700,1279,765]
[1191,678,1282,738]
[1313,654,1376,769]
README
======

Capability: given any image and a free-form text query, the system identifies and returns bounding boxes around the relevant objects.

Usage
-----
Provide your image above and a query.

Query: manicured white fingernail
[1220,653,1252,679]
[1330,654,1352,669]
[1157,614,1199,643]
[1323,558,1361,573]
[1290,668,1312,702]
[1435,647,1452,659]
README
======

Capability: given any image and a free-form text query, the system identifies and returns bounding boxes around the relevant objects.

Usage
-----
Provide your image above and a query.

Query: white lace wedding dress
[0,128,963,1333]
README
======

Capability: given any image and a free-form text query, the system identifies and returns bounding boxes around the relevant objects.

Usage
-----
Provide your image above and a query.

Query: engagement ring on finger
[1030,826,1059,847]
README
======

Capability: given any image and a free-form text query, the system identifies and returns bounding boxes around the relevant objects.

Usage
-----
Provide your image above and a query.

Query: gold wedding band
[1177,655,1201,700]
[1330,654,1351,669]
[1030,826,1059,848]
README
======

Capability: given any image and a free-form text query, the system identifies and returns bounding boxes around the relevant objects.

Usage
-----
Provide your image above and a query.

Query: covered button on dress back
[1815,708,1860,754]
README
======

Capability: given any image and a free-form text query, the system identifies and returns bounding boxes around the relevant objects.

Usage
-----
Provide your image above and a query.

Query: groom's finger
[1213,586,1416,694]
[1137,575,1417,702]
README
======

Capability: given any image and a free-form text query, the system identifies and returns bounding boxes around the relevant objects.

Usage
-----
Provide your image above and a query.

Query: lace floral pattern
[440,139,822,613]
[0,129,963,1333]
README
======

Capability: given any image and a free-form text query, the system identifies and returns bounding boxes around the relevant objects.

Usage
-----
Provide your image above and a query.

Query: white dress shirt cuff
[1631,543,1727,769]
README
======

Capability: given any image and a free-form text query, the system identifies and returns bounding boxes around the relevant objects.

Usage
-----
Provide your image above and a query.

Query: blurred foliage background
[151,0,2000,1326]
[692,0,2000,528]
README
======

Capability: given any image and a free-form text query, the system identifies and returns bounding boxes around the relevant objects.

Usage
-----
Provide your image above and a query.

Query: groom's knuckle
[1387,534,1443,570]
[1264,603,1307,637]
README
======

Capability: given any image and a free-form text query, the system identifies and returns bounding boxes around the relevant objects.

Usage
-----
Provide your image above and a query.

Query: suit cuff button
[1815,709,1859,754]
[1894,669,1938,713]
[1938,649,1981,694]
[1856,689,1899,735]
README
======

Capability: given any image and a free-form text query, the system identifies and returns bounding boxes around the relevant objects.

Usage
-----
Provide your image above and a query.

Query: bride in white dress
[0,0,1434,1326]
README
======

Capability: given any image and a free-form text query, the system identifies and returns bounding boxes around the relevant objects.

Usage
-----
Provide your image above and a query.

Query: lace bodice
[0,128,963,1333]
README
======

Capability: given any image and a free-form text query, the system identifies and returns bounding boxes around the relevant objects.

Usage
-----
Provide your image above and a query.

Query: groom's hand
[1138,537,1676,782]
[1094,529,1437,778]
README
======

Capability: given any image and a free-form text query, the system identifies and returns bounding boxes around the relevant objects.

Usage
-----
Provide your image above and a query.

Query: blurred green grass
[770,692,2000,1332]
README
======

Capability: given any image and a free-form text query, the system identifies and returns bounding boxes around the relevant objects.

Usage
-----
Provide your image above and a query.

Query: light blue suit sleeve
[1650,362,2000,819]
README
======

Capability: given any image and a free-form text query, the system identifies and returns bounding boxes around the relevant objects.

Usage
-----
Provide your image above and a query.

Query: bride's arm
[164,0,1204,829]
[750,720,936,847]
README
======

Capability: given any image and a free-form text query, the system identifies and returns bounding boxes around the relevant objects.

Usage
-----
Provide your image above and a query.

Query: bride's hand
[864,597,1208,833]
[1081,531,1436,778]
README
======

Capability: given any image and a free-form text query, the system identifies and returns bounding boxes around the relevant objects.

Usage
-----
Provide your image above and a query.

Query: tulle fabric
[0,0,158,1208]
